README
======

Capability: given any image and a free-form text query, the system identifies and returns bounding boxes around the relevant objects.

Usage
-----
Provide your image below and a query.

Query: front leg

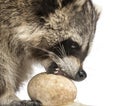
[0,68,42,106]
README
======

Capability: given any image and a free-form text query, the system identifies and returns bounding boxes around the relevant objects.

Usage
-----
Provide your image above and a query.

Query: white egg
[28,73,77,106]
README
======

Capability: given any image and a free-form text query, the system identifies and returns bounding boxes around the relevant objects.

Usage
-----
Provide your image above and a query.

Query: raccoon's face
[28,0,100,81]
[37,0,100,81]
[47,38,87,81]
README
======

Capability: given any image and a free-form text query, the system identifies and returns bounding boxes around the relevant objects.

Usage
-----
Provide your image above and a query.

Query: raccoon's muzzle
[47,62,87,81]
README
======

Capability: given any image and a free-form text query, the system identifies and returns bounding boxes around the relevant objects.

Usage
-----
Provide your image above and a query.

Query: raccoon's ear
[61,0,101,21]
[78,0,101,21]
[82,0,101,21]
[60,0,90,17]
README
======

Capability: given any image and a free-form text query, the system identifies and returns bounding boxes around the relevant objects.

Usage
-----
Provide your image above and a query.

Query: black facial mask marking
[48,38,81,58]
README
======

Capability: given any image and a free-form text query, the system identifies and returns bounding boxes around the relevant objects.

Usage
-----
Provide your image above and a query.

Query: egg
[28,73,77,106]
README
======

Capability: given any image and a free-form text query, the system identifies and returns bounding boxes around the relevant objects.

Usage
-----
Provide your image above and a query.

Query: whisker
[56,42,66,57]
[28,43,64,66]
[52,46,63,57]
[61,44,67,57]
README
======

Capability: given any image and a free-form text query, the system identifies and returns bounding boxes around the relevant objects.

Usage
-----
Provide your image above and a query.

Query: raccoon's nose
[75,69,87,81]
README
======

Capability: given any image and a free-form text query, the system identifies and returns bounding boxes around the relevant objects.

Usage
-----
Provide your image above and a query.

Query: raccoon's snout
[47,61,87,81]
[75,69,87,81]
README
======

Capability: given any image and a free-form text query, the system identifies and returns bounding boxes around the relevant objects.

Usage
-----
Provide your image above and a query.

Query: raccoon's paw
[10,100,42,106]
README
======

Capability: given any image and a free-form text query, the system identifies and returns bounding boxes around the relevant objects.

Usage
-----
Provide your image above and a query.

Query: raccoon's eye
[70,43,79,49]
[71,44,77,49]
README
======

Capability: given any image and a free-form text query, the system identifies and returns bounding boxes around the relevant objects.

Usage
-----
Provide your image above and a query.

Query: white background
[17,0,120,106]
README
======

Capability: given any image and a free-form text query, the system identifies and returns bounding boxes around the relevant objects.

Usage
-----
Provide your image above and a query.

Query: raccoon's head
[29,0,100,81]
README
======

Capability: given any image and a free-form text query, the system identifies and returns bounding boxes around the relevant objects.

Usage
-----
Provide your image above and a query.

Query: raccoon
[0,0,100,105]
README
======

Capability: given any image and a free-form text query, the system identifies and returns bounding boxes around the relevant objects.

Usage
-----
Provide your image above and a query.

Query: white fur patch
[16,25,45,42]
[94,4,102,16]
[71,33,83,46]
[16,26,31,40]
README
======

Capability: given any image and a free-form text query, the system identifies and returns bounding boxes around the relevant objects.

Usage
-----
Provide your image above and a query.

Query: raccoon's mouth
[53,69,72,78]
[47,68,72,79]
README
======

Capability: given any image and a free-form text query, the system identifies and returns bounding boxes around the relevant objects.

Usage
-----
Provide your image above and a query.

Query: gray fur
[0,0,100,105]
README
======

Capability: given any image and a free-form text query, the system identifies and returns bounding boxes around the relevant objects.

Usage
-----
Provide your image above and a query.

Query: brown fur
[0,0,100,105]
